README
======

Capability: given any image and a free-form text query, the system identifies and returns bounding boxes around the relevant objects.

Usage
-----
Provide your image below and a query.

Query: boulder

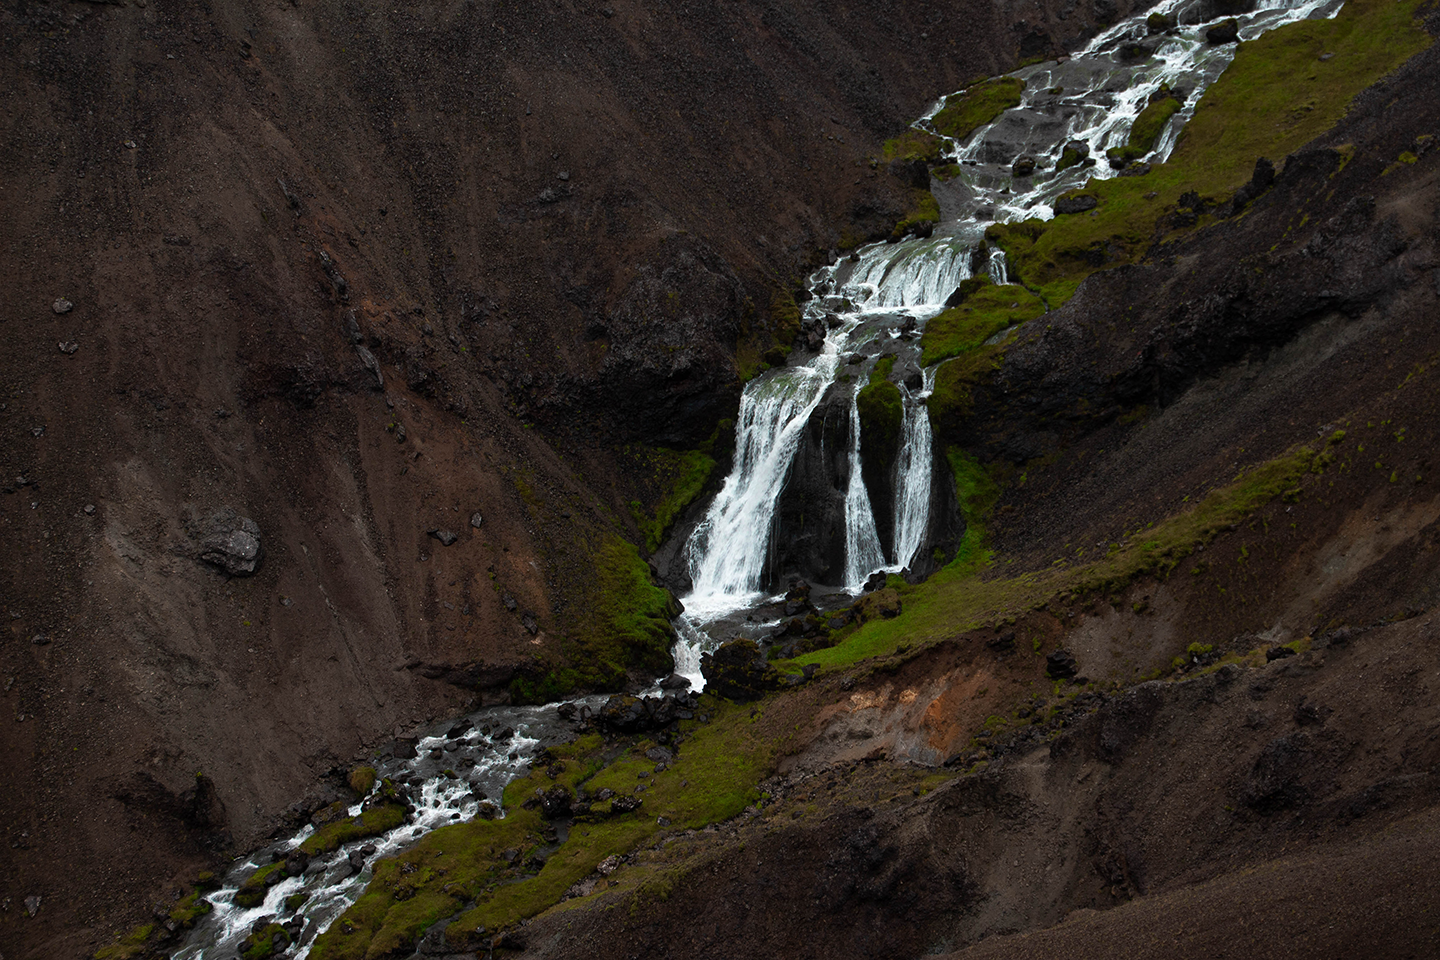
[188,507,264,576]
[1011,155,1038,177]
[1054,194,1098,215]
[1206,18,1239,44]
[700,639,783,702]
[427,528,458,546]
[1046,649,1079,680]
[1056,141,1090,171]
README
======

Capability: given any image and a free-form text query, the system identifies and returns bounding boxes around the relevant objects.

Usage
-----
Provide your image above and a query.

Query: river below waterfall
[175,0,1343,953]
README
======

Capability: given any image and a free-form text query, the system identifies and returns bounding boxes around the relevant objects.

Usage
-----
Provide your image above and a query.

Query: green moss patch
[932,77,1026,141]
[300,801,408,856]
[628,447,718,552]
[891,190,940,241]
[882,129,943,164]
[990,0,1432,296]
[932,162,963,182]
[857,379,903,468]
[919,280,1045,366]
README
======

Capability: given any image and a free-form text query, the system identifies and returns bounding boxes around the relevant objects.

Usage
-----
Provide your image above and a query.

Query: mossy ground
[882,129,943,164]
[931,77,1026,140]
[856,359,903,466]
[990,0,1432,294]
[514,535,679,701]
[918,279,1046,366]
[309,699,776,959]
[627,446,718,552]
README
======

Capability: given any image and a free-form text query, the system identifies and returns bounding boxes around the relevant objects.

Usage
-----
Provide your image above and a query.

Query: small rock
[470,511,484,529]
[31,634,49,646]
[1011,155,1037,177]
[24,895,41,917]
[52,299,72,314]
[58,341,78,355]
[557,171,570,181]
[427,528,458,546]
[30,426,44,438]
[395,423,407,443]
[83,504,96,515]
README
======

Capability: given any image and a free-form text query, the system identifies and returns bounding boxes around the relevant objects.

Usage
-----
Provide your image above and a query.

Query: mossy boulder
[1056,141,1091,171]
[700,639,783,702]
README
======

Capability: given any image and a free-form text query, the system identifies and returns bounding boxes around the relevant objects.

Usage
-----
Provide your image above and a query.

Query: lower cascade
[171,0,1345,952]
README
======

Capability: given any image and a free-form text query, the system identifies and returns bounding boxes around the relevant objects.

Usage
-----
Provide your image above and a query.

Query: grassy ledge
[918,278,1046,367]
[788,433,1347,672]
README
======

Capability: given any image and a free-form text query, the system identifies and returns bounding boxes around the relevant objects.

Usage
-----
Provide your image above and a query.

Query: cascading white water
[676,0,1344,667]
[683,344,845,619]
[891,367,937,570]
[844,237,972,308]
[842,396,888,590]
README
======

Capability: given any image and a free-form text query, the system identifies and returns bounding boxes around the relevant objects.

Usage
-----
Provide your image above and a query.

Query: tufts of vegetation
[891,190,941,241]
[931,162,963,182]
[932,77,1026,141]
[627,445,718,552]
[791,434,1347,672]
[769,288,803,353]
[882,129,943,164]
[516,536,680,703]
[918,279,1046,366]
[348,765,377,797]
[857,378,903,468]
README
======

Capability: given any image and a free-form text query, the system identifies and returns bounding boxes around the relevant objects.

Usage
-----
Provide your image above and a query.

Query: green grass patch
[770,288,802,351]
[310,698,775,959]
[300,802,408,856]
[919,279,1046,366]
[932,162,963,182]
[926,346,1004,439]
[932,77,1026,140]
[989,0,1432,294]
[882,128,943,164]
[94,924,156,960]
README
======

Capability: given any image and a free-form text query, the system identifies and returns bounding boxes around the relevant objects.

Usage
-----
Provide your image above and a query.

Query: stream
[175,0,1343,953]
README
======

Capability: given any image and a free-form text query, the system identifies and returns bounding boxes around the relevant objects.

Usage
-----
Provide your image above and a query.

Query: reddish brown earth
[0,0,1163,956]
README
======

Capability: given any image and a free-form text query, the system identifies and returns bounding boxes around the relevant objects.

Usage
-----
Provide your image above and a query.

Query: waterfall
[683,358,839,618]
[892,368,937,570]
[842,397,888,590]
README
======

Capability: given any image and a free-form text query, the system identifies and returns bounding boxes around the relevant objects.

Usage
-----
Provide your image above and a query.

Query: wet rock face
[187,508,263,577]
[772,384,853,587]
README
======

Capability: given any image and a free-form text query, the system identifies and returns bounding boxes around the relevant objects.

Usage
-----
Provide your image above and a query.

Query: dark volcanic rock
[188,507,264,577]
[700,639,783,702]
[1046,649,1080,680]
[1206,17,1239,44]
[1054,194,1098,215]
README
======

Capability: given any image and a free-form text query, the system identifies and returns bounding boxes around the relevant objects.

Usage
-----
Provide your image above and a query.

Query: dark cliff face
[0,0,1160,954]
